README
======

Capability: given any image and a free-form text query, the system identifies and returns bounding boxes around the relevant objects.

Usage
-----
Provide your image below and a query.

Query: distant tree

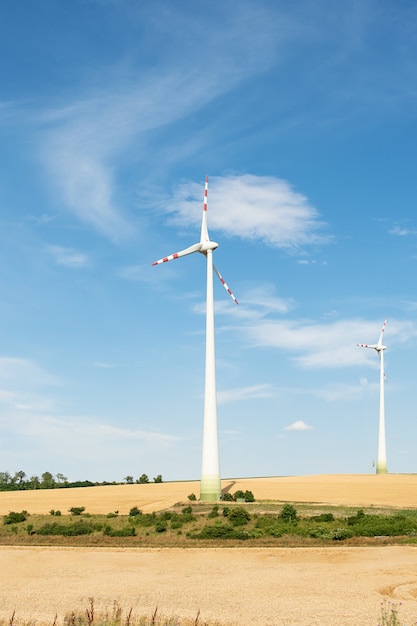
[188,493,197,501]
[153,474,163,483]
[41,472,55,489]
[56,473,68,485]
[13,470,26,485]
[29,476,40,490]
[138,474,149,484]
[124,475,134,484]
[0,472,12,489]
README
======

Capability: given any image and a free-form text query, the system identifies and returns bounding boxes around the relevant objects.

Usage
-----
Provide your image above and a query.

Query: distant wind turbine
[357,319,388,474]
[152,177,238,501]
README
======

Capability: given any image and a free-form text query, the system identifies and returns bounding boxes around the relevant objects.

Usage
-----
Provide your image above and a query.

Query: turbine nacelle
[200,240,219,253]
[357,343,386,352]
[152,177,237,305]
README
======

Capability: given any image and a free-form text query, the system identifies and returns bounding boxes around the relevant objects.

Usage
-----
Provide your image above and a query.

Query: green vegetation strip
[2,498,417,547]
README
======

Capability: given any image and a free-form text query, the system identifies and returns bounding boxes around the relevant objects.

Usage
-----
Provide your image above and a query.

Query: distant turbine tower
[357,319,388,474]
[152,177,238,501]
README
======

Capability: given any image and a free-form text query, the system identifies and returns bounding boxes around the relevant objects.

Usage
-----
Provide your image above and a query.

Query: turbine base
[200,474,221,502]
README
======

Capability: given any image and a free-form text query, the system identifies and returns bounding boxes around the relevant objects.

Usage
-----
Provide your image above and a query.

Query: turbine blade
[377,318,388,347]
[213,263,238,304]
[357,343,378,349]
[152,242,202,266]
[200,175,209,243]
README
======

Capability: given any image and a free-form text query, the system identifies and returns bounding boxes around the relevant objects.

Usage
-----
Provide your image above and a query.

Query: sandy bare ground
[1,475,417,625]
[1,474,417,515]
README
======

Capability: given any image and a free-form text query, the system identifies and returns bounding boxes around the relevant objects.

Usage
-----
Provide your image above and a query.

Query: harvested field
[1,473,417,515]
[1,474,417,625]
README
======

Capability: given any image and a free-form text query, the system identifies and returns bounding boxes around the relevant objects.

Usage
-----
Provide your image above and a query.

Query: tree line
[0,471,163,491]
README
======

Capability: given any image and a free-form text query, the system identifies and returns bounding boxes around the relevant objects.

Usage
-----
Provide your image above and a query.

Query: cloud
[47,245,91,269]
[119,264,159,283]
[246,318,417,369]
[168,175,331,250]
[192,283,295,320]
[0,357,57,387]
[389,225,417,236]
[35,4,285,241]
[314,378,378,403]
[284,420,314,431]
[217,384,274,405]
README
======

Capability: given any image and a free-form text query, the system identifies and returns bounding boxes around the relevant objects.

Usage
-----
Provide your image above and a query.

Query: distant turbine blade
[200,175,209,243]
[357,343,377,349]
[152,242,202,265]
[378,318,388,348]
[213,263,238,304]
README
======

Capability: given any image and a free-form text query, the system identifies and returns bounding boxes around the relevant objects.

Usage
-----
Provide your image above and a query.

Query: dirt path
[1,545,417,625]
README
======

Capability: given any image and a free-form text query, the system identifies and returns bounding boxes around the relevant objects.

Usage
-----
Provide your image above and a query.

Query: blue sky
[1,0,417,482]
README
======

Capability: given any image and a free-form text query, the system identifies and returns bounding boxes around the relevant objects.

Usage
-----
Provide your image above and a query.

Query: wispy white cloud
[284,420,314,431]
[389,225,417,236]
[119,264,160,283]
[193,283,295,320]
[47,245,91,269]
[36,5,285,241]
[0,357,58,387]
[217,384,274,405]
[168,175,331,250]
[246,318,417,369]
[314,378,378,403]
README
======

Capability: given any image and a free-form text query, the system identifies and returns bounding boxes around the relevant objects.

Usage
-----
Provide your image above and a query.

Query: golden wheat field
[1,474,417,625]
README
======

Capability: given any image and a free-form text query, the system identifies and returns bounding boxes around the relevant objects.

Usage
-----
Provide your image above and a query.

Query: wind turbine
[152,176,238,501]
[357,319,388,474]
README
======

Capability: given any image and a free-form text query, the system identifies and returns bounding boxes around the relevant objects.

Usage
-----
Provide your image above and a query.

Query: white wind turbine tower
[357,319,388,474]
[152,177,238,501]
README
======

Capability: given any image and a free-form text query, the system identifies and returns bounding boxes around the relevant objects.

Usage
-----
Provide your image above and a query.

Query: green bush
[188,493,197,501]
[132,512,156,527]
[3,510,28,525]
[155,520,167,533]
[170,520,183,529]
[348,514,417,537]
[69,506,85,516]
[129,506,142,517]
[196,524,249,540]
[208,505,219,518]
[279,504,298,522]
[103,525,136,537]
[221,492,234,502]
[182,506,193,515]
[36,522,94,536]
[243,490,255,502]
[310,513,334,522]
[228,506,251,526]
